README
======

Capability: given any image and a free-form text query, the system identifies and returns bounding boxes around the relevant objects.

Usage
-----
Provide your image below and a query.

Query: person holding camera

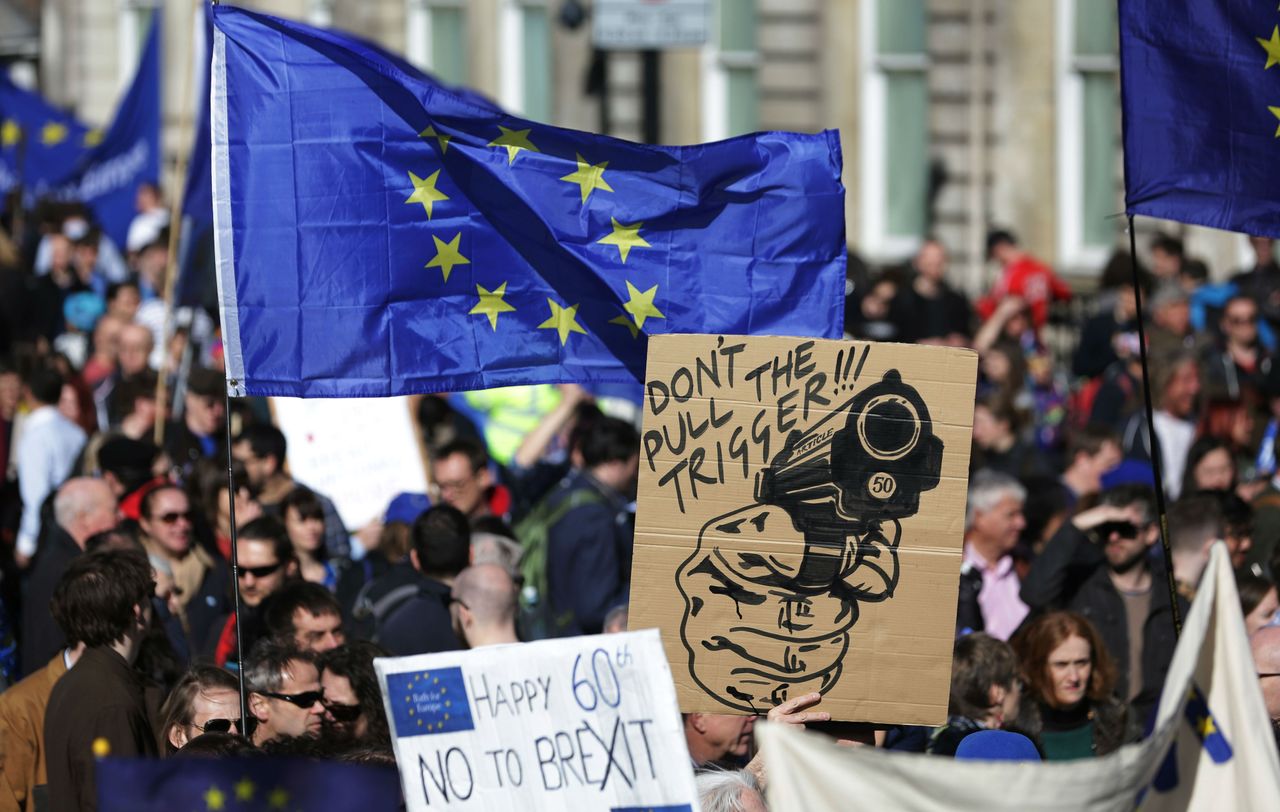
[1019,484,1182,721]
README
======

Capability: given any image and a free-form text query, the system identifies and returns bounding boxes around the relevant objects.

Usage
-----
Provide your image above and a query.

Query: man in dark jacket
[21,478,116,675]
[44,548,158,811]
[544,417,639,636]
[375,506,468,656]
[1021,484,1183,720]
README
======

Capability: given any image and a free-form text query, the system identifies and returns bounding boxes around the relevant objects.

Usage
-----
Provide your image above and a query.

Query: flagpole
[223,389,248,730]
[1128,215,1183,637]
[153,2,201,447]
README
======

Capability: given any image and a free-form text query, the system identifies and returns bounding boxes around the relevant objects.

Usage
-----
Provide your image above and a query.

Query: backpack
[513,486,604,639]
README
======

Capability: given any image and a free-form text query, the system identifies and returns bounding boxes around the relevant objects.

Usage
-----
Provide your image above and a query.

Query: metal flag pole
[1127,214,1183,637]
[203,0,245,727]
[223,387,248,730]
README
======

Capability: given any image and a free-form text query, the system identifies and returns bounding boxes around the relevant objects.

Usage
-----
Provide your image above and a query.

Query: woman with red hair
[1011,611,1137,760]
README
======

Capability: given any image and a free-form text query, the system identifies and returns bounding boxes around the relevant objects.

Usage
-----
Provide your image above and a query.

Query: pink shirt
[963,543,1029,641]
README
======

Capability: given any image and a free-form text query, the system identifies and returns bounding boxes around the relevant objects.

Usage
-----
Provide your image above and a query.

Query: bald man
[1252,625,1280,750]
[450,564,519,648]
[21,478,117,674]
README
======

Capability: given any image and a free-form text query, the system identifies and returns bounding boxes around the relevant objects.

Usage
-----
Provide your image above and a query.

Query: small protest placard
[629,334,978,726]
[269,396,430,529]
[375,630,697,811]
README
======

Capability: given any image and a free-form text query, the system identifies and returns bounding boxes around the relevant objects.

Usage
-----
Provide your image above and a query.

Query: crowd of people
[1,182,1279,811]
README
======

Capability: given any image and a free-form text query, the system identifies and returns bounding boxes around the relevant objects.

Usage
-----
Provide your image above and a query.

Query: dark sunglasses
[323,700,363,722]
[1094,520,1141,540]
[157,511,192,524]
[237,562,282,580]
[259,690,323,708]
[194,717,241,734]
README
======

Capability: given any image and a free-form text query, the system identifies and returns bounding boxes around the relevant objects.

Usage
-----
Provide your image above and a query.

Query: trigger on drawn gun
[754,428,805,503]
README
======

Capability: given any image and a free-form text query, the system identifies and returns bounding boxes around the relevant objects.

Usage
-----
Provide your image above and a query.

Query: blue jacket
[544,470,634,636]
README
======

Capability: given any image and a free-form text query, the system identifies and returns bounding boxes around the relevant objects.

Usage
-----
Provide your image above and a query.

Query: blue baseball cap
[385,492,431,525]
[955,730,1041,762]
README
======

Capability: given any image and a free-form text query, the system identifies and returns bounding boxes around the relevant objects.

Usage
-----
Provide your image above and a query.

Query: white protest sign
[375,629,699,811]
[269,396,429,529]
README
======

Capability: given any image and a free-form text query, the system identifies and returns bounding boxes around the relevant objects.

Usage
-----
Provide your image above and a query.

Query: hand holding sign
[676,370,943,713]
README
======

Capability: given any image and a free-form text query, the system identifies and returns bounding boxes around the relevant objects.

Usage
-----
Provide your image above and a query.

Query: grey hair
[695,769,762,812]
[244,637,313,695]
[965,469,1026,530]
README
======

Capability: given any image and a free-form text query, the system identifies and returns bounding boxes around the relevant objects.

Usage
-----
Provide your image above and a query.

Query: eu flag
[211,5,846,398]
[1120,0,1280,236]
[384,666,475,738]
[0,74,95,207]
[96,756,401,811]
[57,8,161,249]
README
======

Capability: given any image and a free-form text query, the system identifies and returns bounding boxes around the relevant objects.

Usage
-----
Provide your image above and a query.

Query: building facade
[10,0,1254,292]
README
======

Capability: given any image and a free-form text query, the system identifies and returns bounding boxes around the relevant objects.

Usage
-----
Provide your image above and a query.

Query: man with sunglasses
[138,483,230,653]
[207,517,297,667]
[158,665,241,754]
[244,638,325,745]
[1022,483,1182,719]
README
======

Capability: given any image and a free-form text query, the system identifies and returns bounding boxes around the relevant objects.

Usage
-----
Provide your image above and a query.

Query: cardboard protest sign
[629,334,978,725]
[269,396,430,530]
[375,629,698,811]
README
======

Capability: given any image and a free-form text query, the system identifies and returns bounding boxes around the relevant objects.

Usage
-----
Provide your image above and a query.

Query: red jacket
[978,255,1072,328]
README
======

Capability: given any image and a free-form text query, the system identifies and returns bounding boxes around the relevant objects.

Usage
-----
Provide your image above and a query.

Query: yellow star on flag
[560,153,614,203]
[1197,713,1217,738]
[1269,106,1280,137]
[1,120,19,147]
[609,313,641,339]
[268,787,290,809]
[1259,26,1280,69]
[419,125,450,153]
[83,128,103,147]
[40,122,67,146]
[597,217,650,263]
[426,233,469,282]
[405,170,449,219]
[538,299,587,345]
[488,125,539,164]
[235,778,255,801]
[470,282,516,330]
[621,280,664,329]
[204,785,226,811]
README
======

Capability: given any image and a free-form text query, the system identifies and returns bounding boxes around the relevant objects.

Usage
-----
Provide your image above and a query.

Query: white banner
[375,629,699,811]
[758,543,1280,811]
[270,396,428,530]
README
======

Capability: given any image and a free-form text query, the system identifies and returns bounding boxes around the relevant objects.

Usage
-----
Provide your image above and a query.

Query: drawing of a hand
[676,504,901,713]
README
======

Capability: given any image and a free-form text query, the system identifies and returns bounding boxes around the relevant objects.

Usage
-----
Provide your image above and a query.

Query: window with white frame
[499,0,553,122]
[117,0,158,90]
[859,0,928,260]
[701,0,759,142]
[1056,0,1120,270]
[407,0,468,86]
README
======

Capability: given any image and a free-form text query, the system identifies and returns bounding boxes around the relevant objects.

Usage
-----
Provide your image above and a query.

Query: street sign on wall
[592,0,709,50]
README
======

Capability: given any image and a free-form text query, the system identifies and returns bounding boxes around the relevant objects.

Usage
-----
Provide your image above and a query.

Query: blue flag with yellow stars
[0,10,160,249]
[96,756,402,811]
[0,74,97,209]
[1120,0,1280,236]
[210,4,846,398]
[384,666,475,737]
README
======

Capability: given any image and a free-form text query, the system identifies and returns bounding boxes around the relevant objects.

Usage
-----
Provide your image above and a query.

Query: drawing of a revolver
[676,369,944,713]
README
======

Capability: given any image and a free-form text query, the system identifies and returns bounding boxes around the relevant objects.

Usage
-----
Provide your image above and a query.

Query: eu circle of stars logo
[385,666,474,738]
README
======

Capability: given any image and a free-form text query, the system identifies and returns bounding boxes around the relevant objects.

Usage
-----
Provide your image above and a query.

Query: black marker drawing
[675,367,944,713]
